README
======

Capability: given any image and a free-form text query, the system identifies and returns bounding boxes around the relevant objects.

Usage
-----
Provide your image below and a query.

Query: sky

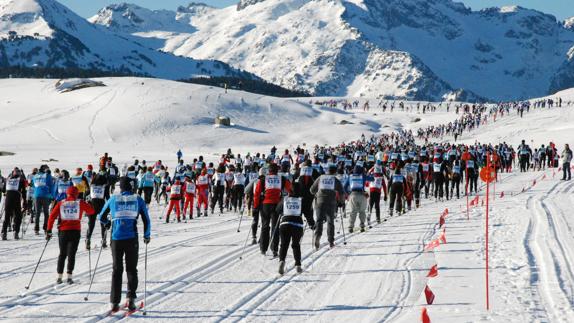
[61,0,574,20]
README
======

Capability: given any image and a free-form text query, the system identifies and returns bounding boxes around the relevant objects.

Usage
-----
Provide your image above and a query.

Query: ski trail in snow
[526,180,574,321]
[88,90,119,146]
[0,90,114,134]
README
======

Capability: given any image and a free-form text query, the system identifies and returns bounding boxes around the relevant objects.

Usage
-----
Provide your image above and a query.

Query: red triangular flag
[426,264,438,278]
[439,215,445,228]
[424,239,440,251]
[443,208,449,216]
[500,191,504,198]
[532,179,536,186]
[424,285,435,305]
[421,307,431,323]
[439,229,446,244]
[481,199,484,207]
[558,167,562,172]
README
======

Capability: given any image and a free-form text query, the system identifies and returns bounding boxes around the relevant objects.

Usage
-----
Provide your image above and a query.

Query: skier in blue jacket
[32,165,55,235]
[99,177,151,313]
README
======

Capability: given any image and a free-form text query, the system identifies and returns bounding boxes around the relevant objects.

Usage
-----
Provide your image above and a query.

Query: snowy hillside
[0,0,255,80]
[0,78,574,322]
[91,0,574,101]
[0,77,460,170]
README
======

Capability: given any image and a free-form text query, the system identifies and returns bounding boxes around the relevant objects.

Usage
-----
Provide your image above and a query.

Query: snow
[89,0,574,101]
[0,0,53,38]
[0,78,574,321]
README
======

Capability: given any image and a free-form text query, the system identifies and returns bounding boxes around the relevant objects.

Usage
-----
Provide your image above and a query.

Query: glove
[144,237,150,244]
[384,196,388,202]
[104,222,111,230]
[45,231,52,241]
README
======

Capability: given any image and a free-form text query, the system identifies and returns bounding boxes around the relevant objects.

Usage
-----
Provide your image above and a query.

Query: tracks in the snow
[525,179,574,321]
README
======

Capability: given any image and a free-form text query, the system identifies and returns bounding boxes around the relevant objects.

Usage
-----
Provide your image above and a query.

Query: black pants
[279,224,303,265]
[563,162,571,180]
[434,176,444,199]
[389,184,404,213]
[520,156,528,172]
[251,207,260,239]
[444,177,450,200]
[88,198,107,240]
[57,230,81,274]
[369,191,381,221]
[260,203,279,254]
[301,198,315,228]
[142,187,153,205]
[231,185,244,211]
[211,186,224,211]
[34,197,51,232]
[314,204,336,244]
[3,194,22,234]
[451,177,461,199]
[111,238,139,304]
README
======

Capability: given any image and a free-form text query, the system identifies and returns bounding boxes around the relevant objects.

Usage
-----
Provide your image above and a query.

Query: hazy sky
[61,0,574,20]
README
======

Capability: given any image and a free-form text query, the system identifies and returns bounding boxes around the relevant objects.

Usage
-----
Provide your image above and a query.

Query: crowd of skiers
[0,99,572,313]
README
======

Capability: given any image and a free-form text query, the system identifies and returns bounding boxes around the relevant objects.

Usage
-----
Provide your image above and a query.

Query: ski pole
[239,226,253,260]
[142,243,148,315]
[84,229,107,301]
[340,210,347,245]
[237,210,244,233]
[88,240,92,284]
[25,238,50,290]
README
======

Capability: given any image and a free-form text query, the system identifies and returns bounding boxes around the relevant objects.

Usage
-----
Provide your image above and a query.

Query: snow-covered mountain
[0,0,255,80]
[90,0,574,101]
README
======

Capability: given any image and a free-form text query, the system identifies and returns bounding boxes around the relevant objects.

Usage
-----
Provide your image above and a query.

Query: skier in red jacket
[253,163,292,257]
[166,179,183,223]
[47,186,95,284]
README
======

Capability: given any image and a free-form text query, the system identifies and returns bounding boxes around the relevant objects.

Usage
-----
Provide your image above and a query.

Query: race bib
[373,177,383,189]
[234,174,246,186]
[109,168,117,176]
[34,174,47,187]
[115,195,138,219]
[349,175,364,190]
[453,165,461,174]
[91,185,105,199]
[392,175,404,183]
[265,175,281,190]
[6,178,19,191]
[422,164,430,172]
[467,160,475,169]
[171,185,181,195]
[300,167,313,177]
[186,183,196,194]
[197,176,208,185]
[60,201,80,221]
[319,175,335,190]
[433,164,441,172]
[283,197,302,216]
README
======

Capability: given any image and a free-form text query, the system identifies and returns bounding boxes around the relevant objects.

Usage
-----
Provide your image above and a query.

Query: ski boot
[1,232,6,241]
[313,235,320,250]
[278,261,285,275]
[165,216,170,223]
[127,298,136,312]
[349,228,354,233]
[67,274,74,285]
[110,303,120,313]
[85,239,91,250]
[360,227,365,233]
[14,232,19,240]
[56,274,63,284]
[296,266,303,274]
[251,238,257,245]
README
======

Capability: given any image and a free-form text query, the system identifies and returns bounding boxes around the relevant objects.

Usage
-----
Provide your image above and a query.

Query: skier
[138,167,157,207]
[296,160,318,230]
[32,165,55,235]
[309,164,344,249]
[388,168,406,216]
[196,169,210,217]
[253,163,292,257]
[367,161,387,224]
[277,183,304,275]
[211,165,226,215]
[98,177,151,313]
[182,176,196,219]
[46,186,95,284]
[231,167,246,212]
[2,168,26,240]
[87,166,109,249]
[346,166,369,233]
[562,143,572,180]
[177,149,183,163]
[165,179,183,223]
